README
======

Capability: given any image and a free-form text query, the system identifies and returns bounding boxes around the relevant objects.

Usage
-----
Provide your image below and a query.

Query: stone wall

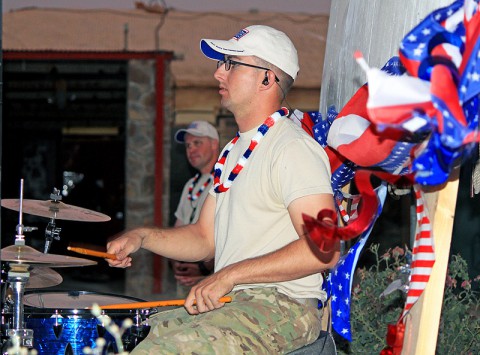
[124,58,174,300]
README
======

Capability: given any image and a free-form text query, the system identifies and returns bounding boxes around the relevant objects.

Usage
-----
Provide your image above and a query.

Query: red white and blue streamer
[402,186,435,318]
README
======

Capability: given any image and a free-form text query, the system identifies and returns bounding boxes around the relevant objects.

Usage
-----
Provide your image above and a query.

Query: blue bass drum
[23,290,153,354]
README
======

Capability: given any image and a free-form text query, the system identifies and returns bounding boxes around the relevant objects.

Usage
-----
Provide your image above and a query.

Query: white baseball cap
[200,25,299,81]
[175,121,219,143]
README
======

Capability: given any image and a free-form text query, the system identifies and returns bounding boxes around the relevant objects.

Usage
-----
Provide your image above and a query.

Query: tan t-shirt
[211,117,333,301]
[175,173,213,225]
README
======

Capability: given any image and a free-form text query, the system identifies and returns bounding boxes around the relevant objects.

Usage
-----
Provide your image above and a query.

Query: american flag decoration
[299,0,480,351]
[301,56,415,253]
[326,56,419,185]
[348,1,480,352]
[401,186,435,318]
[328,184,387,341]
[290,107,335,149]
[356,0,480,187]
[300,0,480,235]
[336,192,361,224]
[290,109,317,138]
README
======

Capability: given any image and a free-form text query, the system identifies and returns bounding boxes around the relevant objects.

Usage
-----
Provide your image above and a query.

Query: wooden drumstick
[67,246,117,260]
[94,296,233,310]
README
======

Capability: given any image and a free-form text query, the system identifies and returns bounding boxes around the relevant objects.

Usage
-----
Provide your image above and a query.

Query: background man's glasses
[216,58,280,82]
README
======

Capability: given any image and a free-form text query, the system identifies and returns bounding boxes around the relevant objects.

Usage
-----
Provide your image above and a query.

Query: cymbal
[1,199,111,222]
[26,267,63,289]
[1,244,97,267]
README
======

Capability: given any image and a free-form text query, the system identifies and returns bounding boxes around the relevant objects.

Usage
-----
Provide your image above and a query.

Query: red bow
[380,322,406,355]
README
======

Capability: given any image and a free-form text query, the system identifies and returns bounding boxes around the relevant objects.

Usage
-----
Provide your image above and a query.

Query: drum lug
[96,313,110,338]
[106,341,116,354]
[64,342,74,355]
[51,311,63,339]
[123,324,151,352]
[97,323,106,338]
[53,324,63,339]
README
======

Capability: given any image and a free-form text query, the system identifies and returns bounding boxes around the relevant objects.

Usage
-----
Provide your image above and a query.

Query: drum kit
[0,181,154,354]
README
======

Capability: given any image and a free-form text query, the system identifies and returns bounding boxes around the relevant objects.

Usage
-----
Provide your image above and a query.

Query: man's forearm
[219,238,339,287]
[137,225,215,262]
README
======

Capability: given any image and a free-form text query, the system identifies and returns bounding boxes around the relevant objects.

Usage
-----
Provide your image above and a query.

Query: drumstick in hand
[95,297,233,310]
[67,246,117,260]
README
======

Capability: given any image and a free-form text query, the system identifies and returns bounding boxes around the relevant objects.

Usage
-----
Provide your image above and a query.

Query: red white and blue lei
[213,107,289,193]
[187,173,213,201]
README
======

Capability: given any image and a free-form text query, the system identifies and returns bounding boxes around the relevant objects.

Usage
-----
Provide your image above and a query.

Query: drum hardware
[2,187,111,254]
[26,267,63,289]
[7,263,34,348]
[44,217,62,254]
[1,244,98,268]
[51,310,63,339]
[96,316,108,339]
[2,264,64,303]
[1,188,111,223]
[122,309,152,352]
[22,291,155,354]
[0,180,154,353]
[44,190,63,253]
[4,179,34,349]
[1,180,101,352]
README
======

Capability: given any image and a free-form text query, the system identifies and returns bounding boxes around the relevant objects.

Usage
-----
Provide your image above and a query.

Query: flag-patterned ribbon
[402,186,435,318]
[327,184,387,341]
[380,186,434,354]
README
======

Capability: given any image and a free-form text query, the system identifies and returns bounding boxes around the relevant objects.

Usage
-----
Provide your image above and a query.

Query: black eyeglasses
[216,57,280,82]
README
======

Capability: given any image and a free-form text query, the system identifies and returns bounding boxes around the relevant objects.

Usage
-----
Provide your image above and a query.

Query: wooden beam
[402,172,460,354]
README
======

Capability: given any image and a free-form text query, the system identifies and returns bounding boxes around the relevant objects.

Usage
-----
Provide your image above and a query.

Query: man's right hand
[106,229,144,268]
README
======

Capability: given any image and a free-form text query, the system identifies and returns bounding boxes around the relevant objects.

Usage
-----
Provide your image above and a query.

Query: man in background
[171,121,219,297]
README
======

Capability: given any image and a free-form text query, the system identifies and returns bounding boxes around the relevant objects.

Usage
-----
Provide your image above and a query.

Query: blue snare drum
[23,290,152,355]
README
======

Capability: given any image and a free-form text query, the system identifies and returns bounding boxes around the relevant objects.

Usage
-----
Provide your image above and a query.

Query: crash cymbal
[1,244,97,267]
[1,199,111,222]
[26,267,63,289]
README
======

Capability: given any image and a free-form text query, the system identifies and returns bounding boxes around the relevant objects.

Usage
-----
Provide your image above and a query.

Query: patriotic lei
[187,173,213,201]
[213,107,288,193]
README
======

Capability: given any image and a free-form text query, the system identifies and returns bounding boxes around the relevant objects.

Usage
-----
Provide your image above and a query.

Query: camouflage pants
[131,288,322,354]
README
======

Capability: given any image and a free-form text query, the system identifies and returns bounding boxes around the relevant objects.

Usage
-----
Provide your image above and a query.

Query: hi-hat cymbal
[26,267,63,289]
[1,244,97,267]
[1,199,111,222]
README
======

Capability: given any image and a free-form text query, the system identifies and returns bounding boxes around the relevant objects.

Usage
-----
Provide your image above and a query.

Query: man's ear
[262,71,269,86]
[260,70,275,89]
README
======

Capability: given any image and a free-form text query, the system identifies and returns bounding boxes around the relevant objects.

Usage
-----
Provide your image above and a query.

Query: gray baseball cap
[174,121,219,143]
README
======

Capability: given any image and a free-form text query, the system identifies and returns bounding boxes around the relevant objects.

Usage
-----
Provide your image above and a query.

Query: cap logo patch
[232,28,249,41]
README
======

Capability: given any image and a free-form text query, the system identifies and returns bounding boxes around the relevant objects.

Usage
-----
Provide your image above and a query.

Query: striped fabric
[402,186,435,318]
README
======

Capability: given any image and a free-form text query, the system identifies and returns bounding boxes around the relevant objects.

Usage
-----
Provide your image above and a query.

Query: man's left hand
[184,269,234,315]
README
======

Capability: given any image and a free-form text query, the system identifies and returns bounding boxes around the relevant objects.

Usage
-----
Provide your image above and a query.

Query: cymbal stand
[44,188,62,254]
[6,179,34,348]
[44,219,61,254]
[7,263,33,348]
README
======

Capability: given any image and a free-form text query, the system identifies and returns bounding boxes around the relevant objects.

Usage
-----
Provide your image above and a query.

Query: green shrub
[337,244,480,354]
